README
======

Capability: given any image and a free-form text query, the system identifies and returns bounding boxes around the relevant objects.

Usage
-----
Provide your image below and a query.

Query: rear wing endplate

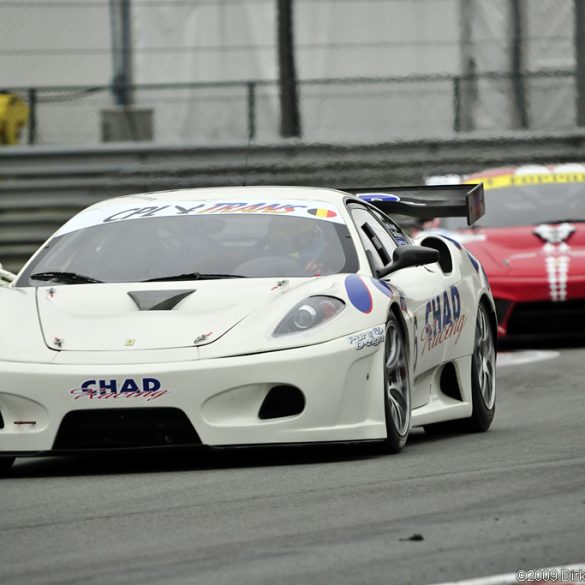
[346,183,485,225]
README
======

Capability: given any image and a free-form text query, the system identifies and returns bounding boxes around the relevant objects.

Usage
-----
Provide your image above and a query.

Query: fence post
[27,88,37,145]
[510,0,528,129]
[247,82,256,140]
[277,0,301,138]
[109,0,133,106]
[576,0,585,127]
[453,76,461,133]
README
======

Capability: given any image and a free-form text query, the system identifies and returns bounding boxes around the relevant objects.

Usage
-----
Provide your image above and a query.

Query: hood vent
[533,223,575,244]
[128,289,195,311]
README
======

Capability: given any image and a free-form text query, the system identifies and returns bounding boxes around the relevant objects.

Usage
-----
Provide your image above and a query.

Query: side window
[349,205,399,272]
[371,209,411,247]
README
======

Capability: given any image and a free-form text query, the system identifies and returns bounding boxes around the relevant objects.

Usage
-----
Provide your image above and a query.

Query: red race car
[425,164,585,341]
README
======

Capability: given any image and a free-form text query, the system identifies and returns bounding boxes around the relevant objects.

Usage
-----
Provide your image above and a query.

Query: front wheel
[381,314,411,453]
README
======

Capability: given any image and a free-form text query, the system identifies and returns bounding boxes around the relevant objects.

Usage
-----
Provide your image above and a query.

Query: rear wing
[346,183,485,226]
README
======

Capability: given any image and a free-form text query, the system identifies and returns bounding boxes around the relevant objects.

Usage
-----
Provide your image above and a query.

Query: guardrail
[2,129,585,272]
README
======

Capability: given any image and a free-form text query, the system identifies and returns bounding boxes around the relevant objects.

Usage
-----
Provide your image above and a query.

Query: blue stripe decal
[371,278,393,297]
[442,235,463,250]
[345,275,373,313]
[466,250,480,272]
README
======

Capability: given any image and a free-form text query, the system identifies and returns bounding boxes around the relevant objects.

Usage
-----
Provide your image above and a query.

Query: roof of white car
[98,185,350,208]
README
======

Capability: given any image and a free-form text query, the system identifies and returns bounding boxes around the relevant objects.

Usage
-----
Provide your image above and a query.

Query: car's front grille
[506,300,585,337]
[53,408,201,450]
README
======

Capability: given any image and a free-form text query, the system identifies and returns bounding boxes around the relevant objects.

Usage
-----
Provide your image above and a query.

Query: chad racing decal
[56,199,344,235]
[421,286,466,353]
[347,326,385,350]
[69,377,171,402]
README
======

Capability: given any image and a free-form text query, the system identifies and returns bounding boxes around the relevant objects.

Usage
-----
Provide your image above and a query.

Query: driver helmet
[266,217,327,266]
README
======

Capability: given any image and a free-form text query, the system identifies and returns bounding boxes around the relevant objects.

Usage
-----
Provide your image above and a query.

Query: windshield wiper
[143,272,247,282]
[30,271,104,284]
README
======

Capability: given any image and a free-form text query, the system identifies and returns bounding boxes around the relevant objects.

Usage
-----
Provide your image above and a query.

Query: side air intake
[258,385,305,420]
[440,363,463,401]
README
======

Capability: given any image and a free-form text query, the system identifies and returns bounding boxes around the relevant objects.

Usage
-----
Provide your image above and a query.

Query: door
[348,204,446,407]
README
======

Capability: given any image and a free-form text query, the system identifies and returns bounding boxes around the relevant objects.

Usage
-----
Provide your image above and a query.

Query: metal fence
[2,69,577,147]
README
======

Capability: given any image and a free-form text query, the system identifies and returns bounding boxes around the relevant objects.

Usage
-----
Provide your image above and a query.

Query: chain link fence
[2,69,577,147]
[0,0,580,146]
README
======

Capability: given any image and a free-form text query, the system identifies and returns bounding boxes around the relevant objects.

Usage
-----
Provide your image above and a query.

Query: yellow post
[0,94,29,145]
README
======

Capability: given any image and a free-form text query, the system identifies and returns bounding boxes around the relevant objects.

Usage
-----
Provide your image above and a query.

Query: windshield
[17,211,358,286]
[440,178,585,230]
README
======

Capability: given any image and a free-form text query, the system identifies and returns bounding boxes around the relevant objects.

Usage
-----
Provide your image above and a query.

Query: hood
[35,279,309,351]
[0,286,57,362]
[458,223,585,277]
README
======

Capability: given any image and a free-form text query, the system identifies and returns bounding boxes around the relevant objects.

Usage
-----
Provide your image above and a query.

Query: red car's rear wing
[346,183,485,226]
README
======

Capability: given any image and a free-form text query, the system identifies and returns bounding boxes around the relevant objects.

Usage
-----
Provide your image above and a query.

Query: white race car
[0,185,496,472]
[0,264,13,288]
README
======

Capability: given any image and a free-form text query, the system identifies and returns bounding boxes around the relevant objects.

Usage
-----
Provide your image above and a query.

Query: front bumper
[489,275,585,339]
[0,335,387,455]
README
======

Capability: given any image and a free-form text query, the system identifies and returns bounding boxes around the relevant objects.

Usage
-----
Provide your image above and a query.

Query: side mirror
[0,262,16,286]
[376,245,440,278]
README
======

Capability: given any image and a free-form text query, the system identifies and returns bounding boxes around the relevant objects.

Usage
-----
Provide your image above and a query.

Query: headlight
[273,296,345,336]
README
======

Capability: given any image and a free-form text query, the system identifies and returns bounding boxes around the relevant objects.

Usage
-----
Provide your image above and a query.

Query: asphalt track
[1,347,584,585]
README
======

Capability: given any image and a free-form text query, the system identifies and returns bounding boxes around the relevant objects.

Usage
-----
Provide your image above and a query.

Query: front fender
[0,287,57,363]
[198,273,397,359]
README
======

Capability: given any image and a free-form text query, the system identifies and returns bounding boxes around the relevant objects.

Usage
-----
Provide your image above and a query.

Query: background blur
[0,0,580,145]
[1,0,585,271]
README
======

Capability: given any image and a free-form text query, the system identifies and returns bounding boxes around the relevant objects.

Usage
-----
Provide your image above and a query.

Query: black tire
[0,457,15,476]
[381,313,411,453]
[424,302,496,435]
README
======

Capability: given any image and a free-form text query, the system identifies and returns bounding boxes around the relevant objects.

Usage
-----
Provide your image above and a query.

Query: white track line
[497,350,560,367]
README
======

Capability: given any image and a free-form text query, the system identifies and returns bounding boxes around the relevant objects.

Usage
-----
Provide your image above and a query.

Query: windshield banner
[55,199,345,235]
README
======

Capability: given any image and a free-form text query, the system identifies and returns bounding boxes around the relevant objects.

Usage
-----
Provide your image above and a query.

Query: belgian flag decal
[307,208,337,219]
